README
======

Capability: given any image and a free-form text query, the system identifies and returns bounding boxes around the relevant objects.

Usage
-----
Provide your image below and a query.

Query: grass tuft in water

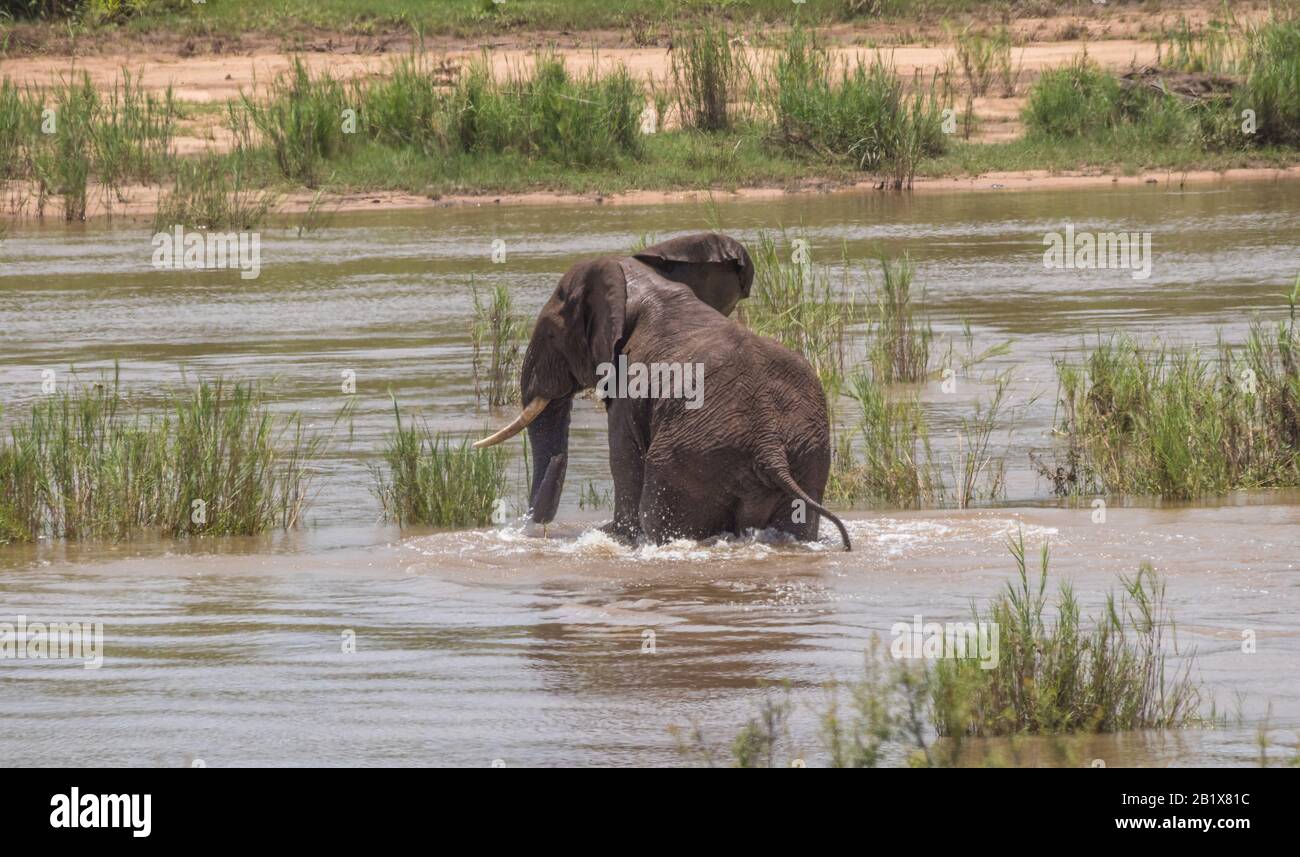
[471,278,526,408]
[739,230,857,397]
[931,533,1203,737]
[866,253,931,384]
[681,534,1204,767]
[1048,299,1300,499]
[0,371,325,542]
[371,401,508,528]
[829,371,938,508]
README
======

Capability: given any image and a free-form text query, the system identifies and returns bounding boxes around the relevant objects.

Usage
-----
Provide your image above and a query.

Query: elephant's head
[633,232,754,318]
[473,233,753,524]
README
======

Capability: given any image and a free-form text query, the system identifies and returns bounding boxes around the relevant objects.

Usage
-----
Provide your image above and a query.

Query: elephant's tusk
[473,397,550,448]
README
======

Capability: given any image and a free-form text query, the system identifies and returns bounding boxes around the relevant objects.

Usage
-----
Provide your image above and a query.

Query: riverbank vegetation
[0,70,176,220]
[0,372,326,543]
[5,9,1299,221]
[0,0,1168,42]
[677,533,1206,767]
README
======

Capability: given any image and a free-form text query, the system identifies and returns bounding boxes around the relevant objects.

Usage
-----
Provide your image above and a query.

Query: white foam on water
[402,513,1058,570]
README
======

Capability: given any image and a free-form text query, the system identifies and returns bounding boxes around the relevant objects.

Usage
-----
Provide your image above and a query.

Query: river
[1,181,1297,766]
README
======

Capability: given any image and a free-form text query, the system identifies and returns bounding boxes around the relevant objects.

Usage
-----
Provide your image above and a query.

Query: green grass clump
[152,153,278,231]
[1,69,177,220]
[372,403,508,528]
[242,57,358,187]
[29,73,98,221]
[767,28,945,187]
[1239,15,1300,147]
[1023,57,1125,140]
[450,52,643,166]
[0,78,40,179]
[0,373,323,542]
[739,230,856,395]
[356,52,449,154]
[682,534,1204,767]
[1023,56,1215,149]
[1051,297,1300,499]
[91,69,176,188]
[471,279,526,408]
[931,534,1203,737]
[670,18,748,133]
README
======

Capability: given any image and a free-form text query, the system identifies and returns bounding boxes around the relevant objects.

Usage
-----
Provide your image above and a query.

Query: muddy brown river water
[1,181,1298,766]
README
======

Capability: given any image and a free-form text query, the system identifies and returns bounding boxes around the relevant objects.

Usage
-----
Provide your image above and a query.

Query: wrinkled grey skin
[519,232,851,550]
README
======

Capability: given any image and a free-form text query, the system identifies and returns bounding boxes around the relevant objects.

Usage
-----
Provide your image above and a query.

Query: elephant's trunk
[526,396,573,524]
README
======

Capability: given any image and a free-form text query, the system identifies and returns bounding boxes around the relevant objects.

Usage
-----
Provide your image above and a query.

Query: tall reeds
[670,19,749,132]
[371,401,508,528]
[767,28,945,187]
[471,279,526,408]
[931,533,1203,737]
[0,373,325,542]
[1049,296,1300,499]
[867,253,931,384]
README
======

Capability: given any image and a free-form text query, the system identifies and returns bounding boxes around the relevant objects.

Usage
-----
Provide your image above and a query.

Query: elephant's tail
[768,464,852,552]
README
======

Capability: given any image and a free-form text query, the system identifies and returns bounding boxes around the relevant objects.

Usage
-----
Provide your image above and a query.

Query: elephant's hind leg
[734,495,782,538]
[639,464,733,544]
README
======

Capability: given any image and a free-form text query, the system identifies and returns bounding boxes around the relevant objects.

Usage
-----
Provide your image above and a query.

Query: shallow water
[1,181,1298,766]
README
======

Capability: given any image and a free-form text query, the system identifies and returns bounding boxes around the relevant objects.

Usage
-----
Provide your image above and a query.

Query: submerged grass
[371,402,508,528]
[0,372,325,542]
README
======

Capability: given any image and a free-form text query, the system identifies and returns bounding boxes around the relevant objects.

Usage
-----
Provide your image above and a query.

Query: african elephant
[475,232,851,551]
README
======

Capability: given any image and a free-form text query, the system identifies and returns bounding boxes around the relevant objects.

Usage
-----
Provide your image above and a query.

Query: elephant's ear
[556,258,627,389]
[633,232,753,317]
